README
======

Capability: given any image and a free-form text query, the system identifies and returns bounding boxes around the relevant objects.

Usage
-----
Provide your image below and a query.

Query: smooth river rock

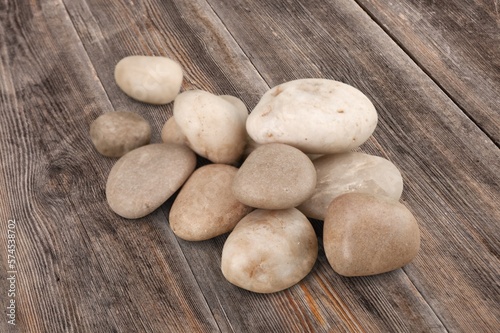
[161,116,188,146]
[115,55,183,105]
[169,164,253,241]
[90,111,151,157]
[232,143,317,209]
[106,143,196,219]
[246,79,378,154]
[324,193,420,276]
[221,208,318,293]
[174,90,248,164]
[298,152,404,220]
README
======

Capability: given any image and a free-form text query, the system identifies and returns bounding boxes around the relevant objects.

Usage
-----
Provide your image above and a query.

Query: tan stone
[221,208,318,293]
[106,143,196,219]
[161,116,188,145]
[298,152,404,220]
[232,143,317,209]
[90,111,151,158]
[323,193,420,276]
[169,164,253,241]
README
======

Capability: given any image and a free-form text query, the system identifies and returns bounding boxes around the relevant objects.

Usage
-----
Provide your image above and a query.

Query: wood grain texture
[0,0,498,332]
[0,0,219,332]
[355,0,500,145]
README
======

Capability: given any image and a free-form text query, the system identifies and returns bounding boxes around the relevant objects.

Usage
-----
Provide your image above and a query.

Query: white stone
[115,56,183,105]
[173,90,248,164]
[221,208,318,293]
[298,152,404,220]
[246,79,378,154]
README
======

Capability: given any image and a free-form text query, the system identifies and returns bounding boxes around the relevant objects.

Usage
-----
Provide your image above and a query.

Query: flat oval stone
[90,111,151,157]
[174,90,248,164]
[106,143,196,219]
[246,79,378,154]
[115,55,183,105]
[232,143,317,209]
[324,193,420,276]
[221,208,318,293]
[161,116,188,146]
[298,152,404,220]
[169,164,253,241]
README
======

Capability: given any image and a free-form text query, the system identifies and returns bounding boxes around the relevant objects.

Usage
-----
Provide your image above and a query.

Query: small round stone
[161,116,188,146]
[246,79,378,154]
[169,164,253,241]
[106,143,196,219]
[232,143,317,209]
[298,152,404,220]
[114,55,183,105]
[221,208,318,293]
[324,193,420,277]
[90,111,151,158]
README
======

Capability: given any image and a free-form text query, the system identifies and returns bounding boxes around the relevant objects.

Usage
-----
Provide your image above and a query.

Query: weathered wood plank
[64,0,372,331]
[0,0,220,332]
[203,0,500,331]
[355,0,500,145]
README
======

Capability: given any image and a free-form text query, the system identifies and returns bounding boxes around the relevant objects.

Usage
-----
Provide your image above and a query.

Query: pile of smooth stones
[90,56,420,293]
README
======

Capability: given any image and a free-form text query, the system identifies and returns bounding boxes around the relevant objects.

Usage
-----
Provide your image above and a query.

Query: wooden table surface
[1,0,498,332]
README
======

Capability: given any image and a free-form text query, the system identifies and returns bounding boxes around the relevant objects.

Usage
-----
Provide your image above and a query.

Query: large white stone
[246,79,378,154]
[115,56,183,105]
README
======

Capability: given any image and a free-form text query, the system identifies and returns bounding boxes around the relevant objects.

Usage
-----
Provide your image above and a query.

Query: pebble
[246,79,378,154]
[169,164,253,241]
[232,143,317,209]
[298,152,404,220]
[174,90,248,164]
[90,111,151,158]
[323,193,420,276]
[106,143,196,219]
[161,116,188,146]
[114,55,183,105]
[221,208,318,293]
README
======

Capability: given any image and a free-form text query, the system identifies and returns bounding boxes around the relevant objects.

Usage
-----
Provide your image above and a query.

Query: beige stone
[169,164,253,241]
[221,208,318,293]
[114,55,183,105]
[298,152,404,220]
[161,116,188,145]
[106,143,196,219]
[246,79,378,154]
[90,111,151,158]
[323,193,420,276]
[173,90,247,164]
[232,143,317,209]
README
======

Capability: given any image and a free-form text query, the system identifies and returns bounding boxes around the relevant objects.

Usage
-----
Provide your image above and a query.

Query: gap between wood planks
[351,0,499,148]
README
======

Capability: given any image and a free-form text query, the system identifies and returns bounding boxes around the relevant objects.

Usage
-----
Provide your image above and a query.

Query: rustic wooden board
[0,0,498,332]
[0,0,219,332]
[355,0,500,145]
